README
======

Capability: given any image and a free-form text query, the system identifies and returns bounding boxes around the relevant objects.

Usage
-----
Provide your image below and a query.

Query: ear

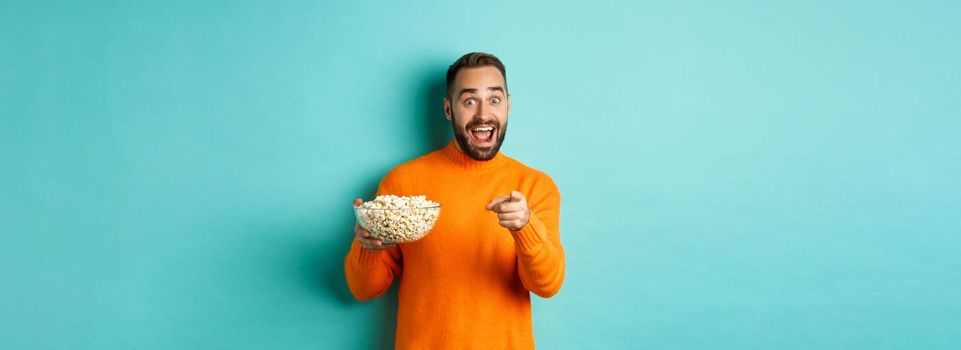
[443,97,453,121]
[506,93,511,113]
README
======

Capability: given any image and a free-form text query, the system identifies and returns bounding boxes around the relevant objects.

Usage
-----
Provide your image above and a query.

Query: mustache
[465,120,499,129]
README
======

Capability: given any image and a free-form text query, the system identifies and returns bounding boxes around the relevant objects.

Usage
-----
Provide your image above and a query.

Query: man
[344,52,565,349]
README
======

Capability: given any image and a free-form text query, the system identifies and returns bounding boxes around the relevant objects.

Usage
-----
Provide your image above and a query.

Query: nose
[475,99,487,116]
[474,99,495,120]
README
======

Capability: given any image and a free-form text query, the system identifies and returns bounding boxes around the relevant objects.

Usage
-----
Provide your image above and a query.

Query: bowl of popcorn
[354,195,441,244]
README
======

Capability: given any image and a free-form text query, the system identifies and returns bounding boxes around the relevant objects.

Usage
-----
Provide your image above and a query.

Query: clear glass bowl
[353,204,442,244]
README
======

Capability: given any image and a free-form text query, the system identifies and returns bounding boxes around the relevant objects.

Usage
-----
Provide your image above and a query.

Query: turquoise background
[2,1,959,349]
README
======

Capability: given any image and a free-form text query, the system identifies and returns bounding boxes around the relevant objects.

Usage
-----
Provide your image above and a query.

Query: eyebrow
[457,86,506,98]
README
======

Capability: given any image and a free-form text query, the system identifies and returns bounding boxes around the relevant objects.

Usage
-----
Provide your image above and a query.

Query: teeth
[471,127,494,132]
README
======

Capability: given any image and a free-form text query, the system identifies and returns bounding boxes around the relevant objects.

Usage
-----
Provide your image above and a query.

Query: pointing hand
[485,190,530,231]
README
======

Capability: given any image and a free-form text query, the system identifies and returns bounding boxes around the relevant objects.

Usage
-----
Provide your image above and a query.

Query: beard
[451,116,508,161]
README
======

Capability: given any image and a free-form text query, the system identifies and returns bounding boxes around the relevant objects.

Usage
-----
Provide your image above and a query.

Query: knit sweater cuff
[510,213,548,254]
[351,239,384,266]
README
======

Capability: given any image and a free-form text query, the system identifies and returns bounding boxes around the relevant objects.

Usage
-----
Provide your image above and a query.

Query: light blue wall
[2,1,959,349]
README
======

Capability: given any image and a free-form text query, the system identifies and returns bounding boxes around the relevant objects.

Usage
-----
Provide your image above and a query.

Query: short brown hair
[446,52,507,98]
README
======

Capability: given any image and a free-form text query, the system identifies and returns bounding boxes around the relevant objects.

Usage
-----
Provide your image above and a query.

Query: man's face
[444,66,510,161]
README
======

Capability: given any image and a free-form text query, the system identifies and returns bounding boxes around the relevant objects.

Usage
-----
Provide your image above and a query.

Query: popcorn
[355,195,441,243]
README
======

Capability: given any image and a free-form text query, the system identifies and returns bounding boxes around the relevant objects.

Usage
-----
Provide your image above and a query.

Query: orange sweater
[345,140,565,349]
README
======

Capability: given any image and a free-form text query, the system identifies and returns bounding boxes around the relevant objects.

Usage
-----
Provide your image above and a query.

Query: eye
[465,99,476,106]
[491,97,501,104]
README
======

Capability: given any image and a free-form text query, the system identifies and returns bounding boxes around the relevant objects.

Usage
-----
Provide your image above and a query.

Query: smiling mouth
[468,125,496,146]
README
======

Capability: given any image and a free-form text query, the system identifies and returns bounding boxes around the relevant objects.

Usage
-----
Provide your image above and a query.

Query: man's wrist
[509,221,529,233]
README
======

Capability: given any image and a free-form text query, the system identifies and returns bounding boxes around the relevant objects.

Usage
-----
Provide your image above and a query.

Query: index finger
[486,195,510,211]
[493,200,525,213]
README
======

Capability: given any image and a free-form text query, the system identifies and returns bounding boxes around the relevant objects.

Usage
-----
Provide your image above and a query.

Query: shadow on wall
[313,63,451,349]
[318,175,399,349]
[418,65,453,152]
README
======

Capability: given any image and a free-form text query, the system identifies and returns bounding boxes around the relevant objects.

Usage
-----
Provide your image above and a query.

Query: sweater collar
[440,140,509,171]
